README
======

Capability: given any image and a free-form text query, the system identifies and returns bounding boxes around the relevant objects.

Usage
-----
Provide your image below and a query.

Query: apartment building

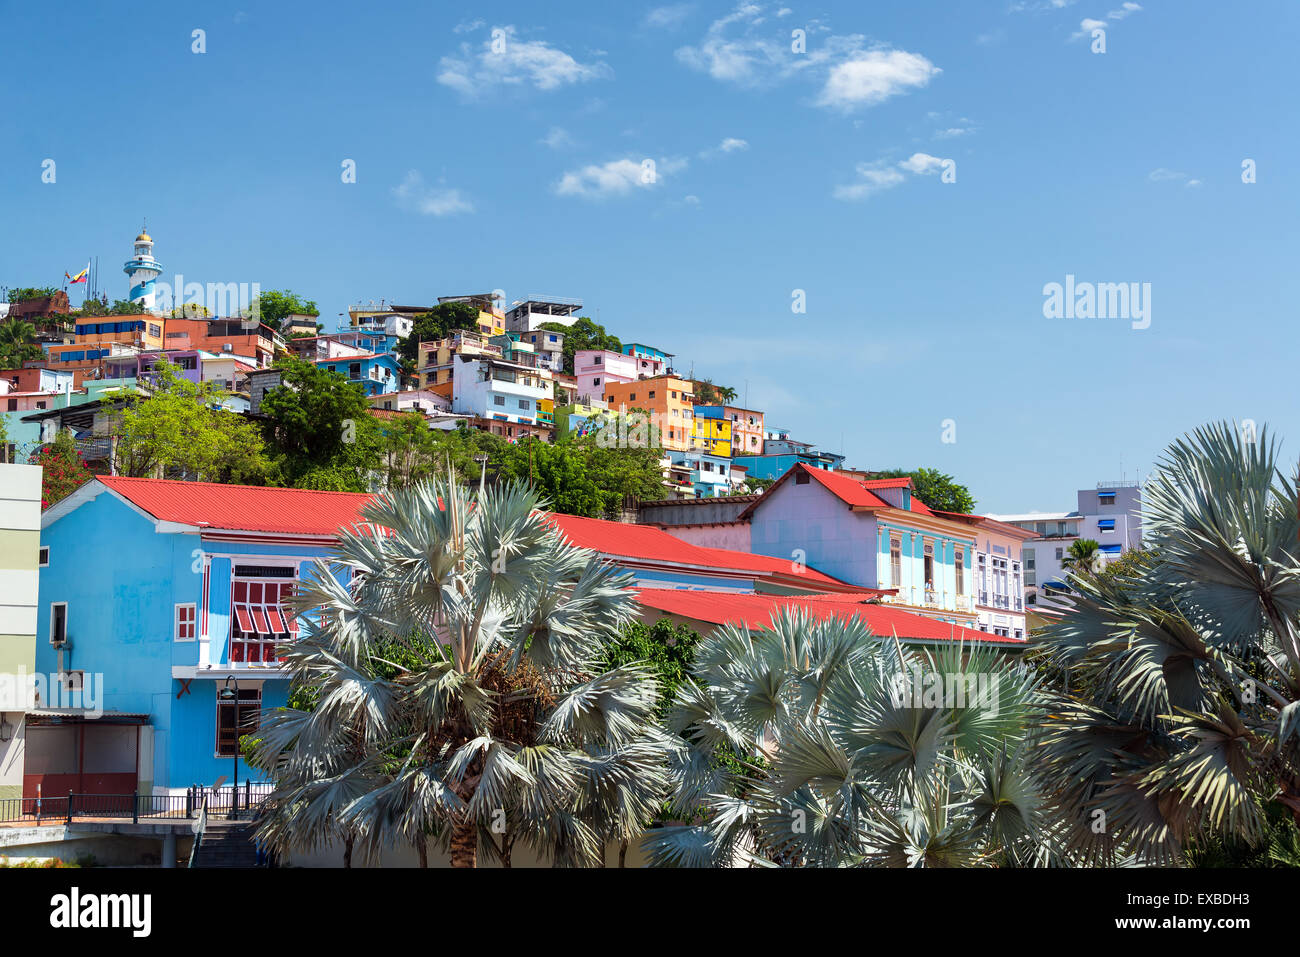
[574,349,666,403]
[451,354,550,426]
[505,297,583,332]
[601,375,695,452]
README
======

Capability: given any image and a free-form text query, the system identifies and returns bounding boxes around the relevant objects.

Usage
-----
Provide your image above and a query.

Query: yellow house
[691,416,732,457]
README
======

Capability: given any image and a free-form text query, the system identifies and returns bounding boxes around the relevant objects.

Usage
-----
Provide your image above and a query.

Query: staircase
[190,819,264,868]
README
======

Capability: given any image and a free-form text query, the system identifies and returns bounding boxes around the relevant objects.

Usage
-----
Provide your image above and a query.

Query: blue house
[32,477,369,799]
[314,353,401,396]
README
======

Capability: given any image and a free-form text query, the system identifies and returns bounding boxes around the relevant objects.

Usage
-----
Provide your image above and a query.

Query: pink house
[574,349,665,403]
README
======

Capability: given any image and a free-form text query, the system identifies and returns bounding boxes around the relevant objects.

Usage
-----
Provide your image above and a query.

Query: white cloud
[644,4,693,29]
[834,152,950,201]
[1148,167,1202,188]
[1071,3,1141,40]
[453,18,485,34]
[393,171,474,216]
[541,127,575,149]
[817,49,941,111]
[438,26,612,96]
[554,156,687,199]
[899,152,946,174]
[676,4,861,87]
[699,136,750,158]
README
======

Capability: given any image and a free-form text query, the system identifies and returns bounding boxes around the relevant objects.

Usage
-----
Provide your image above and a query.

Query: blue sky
[2,0,1295,512]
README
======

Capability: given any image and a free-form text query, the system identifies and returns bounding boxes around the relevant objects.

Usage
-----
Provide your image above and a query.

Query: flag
[65,264,89,285]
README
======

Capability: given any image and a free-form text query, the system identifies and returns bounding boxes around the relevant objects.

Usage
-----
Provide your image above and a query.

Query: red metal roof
[544,512,858,590]
[97,476,372,536]
[635,587,1022,645]
[740,464,944,518]
[87,478,860,590]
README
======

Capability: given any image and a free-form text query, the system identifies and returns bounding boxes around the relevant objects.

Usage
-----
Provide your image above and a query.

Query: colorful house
[696,405,764,457]
[32,478,371,798]
[689,407,733,457]
[314,353,401,397]
[574,349,665,403]
[601,375,695,452]
[738,465,984,631]
[667,450,734,498]
[0,463,42,804]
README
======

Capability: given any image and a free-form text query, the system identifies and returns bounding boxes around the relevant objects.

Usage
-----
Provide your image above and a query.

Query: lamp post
[218,675,239,818]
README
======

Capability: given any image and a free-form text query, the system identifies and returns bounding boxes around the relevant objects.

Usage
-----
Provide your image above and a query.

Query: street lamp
[218,675,239,817]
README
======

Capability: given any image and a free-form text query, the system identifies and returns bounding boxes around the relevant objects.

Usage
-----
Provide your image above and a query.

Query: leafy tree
[28,429,93,509]
[693,379,737,407]
[377,411,446,489]
[112,359,269,483]
[259,357,381,490]
[109,299,145,315]
[0,319,44,368]
[1034,421,1300,865]
[601,619,702,721]
[872,467,976,513]
[496,437,663,517]
[1060,538,1102,579]
[251,289,319,329]
[648,610,1053,867]
[398,302,482,365]
[252,474,671,868]
[7,287,58,303]
[740,476,775,494]
[537,316,621,374]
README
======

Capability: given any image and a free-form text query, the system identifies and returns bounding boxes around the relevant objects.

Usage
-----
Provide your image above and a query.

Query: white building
[451,354,549,425]
[0,463,42,806]
[505,297,583,333]
[989,480,1143,611]
[518,329,564,371]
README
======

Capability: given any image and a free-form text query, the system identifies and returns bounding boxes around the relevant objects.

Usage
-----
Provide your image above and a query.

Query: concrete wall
[656,522,752,552]
[0,463,41,800]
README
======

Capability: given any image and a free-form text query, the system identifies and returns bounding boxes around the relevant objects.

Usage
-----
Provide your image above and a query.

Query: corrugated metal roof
[635,587,1022,645]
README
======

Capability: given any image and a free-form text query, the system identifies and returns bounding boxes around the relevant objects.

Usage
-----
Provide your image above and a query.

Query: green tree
[28,429,93,509]
[1034,421,1300,864]
[1060,538,1102,579]
[648,610,1052,867]
[872,467,976,513]
[112,359,269,483]
[0,319,44,368]
[601,619,702,721]
[497,438,663,517]
[537,316,621,373]
[259,357,381,490]
[398,302,482,365]
[252,474,671,867]
[7,287,58,303]
[251,289,319,329]
[108,299,145,315]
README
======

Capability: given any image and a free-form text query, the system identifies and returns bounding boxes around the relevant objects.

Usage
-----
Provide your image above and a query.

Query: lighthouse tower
[122,226,163,312]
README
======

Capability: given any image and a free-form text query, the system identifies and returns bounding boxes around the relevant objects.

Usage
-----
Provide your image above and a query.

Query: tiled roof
[634,588,1022,645]
[739,464,945,518]
[97,476,372,536]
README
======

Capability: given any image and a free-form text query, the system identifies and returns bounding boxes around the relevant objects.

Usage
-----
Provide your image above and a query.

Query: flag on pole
[65,264,89,284]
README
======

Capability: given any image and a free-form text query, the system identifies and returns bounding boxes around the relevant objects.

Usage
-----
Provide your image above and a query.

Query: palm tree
[251,473,671,867]
[646,609,1056,867]
[1034,421,1300,865]
[1060,538,1103,580]
[716,385,738,404]
[0,318,43,369]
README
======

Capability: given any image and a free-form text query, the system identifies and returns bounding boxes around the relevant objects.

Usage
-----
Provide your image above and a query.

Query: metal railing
[188,795,209,868]
[0,783,273,826]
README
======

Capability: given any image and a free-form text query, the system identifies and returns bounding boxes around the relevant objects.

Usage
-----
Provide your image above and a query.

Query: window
[795,471,810,485]
[649,390,656,398]
[923,542,935,590]
[518,399,530,410]
[39,546,49,567]
[670,391,677,399]
[1024,548,1035,569]
[174,603,197,641]
[955,548,965,595]
[593,377,601,386]
[217,686,261,757]
[493,395,505,406]
[230,576,296,665]
[593,355,602,364]
[349,362,361,379]
[50,602,67,645]
[1097,519,1116,532]
[629,393,636,401]
[1099,492,1116,505]
[1055,547,1064,561]
[890,536,902,587]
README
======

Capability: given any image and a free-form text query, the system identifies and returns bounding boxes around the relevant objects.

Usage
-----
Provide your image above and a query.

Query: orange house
[602,374,695,452]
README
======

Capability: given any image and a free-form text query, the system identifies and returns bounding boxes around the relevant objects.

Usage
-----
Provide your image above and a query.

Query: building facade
[0,464,42,803]
[600,375,695,452]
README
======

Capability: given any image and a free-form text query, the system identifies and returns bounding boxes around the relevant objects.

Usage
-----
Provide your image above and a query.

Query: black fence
[0,783,274,825]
